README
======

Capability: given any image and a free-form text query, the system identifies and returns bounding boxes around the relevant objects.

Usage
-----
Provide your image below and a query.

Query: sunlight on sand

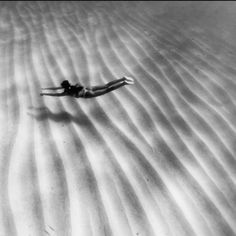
[1,1,236,236]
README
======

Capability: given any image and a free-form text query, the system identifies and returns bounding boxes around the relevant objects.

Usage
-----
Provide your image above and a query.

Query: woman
[40,76,134,98]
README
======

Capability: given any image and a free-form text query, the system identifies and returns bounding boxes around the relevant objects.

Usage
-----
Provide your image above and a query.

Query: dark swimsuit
[65,84,88,98]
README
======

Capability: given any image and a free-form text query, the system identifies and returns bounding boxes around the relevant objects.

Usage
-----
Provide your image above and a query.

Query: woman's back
[64,83,84,97]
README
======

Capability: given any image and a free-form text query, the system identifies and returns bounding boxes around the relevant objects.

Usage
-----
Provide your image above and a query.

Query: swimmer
[40,76,134,98]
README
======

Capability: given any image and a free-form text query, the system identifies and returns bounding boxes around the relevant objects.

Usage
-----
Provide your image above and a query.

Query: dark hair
[61,80,71,88]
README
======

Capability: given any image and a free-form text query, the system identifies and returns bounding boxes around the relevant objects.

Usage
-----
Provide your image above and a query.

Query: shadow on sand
[27,106,91,127]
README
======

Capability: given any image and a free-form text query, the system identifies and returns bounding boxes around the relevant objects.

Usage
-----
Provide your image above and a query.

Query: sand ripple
[1,2,236,236]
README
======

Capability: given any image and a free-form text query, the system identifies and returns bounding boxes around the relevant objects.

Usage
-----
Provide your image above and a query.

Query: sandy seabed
[1,1,236,236]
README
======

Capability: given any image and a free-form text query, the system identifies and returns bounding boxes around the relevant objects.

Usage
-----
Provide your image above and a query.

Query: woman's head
[61,80,71,89]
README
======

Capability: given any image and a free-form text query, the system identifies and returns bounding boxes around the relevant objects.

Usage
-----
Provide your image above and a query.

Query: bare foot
[124,76,134,82]
[124,77,134,85]
[124,76,134,84]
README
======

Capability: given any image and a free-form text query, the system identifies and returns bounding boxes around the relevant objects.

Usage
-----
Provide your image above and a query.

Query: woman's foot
[124,76,134,85]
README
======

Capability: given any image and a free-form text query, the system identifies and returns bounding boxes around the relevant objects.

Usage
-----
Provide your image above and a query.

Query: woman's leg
[91,78,126,91]
[106,78,127,87]
[85,80,127,98]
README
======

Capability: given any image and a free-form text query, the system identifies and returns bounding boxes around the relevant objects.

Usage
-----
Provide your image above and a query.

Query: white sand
[1,2,236,236]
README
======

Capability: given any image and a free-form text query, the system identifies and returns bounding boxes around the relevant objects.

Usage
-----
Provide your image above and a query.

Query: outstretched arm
[40,92,66,97]
[41,87,63,91]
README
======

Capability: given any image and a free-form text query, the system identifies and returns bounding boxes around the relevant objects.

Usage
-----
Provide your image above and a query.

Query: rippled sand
[1,2,236,236]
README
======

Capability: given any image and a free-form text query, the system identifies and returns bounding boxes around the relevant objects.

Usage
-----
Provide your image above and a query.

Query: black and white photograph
[1,1,236,235]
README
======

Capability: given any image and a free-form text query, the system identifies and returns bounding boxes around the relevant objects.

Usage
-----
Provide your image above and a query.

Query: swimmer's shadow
[28,106,91,126]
